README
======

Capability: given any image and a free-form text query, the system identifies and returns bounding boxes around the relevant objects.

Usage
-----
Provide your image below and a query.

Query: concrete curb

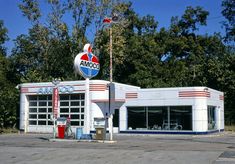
[49,138,117,143]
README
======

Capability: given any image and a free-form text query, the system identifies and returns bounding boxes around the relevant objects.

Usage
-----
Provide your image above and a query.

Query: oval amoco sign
[74,44,100,79]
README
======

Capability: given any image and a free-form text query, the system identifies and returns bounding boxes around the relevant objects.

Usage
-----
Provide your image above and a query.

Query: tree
[222,0,235,42]
[14,0,125,82]
[8,1,235,126]
[18,0,41,24]
[0,20,19,128]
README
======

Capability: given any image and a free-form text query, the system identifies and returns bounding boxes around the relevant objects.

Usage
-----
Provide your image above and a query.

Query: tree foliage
[0,21,19,128]
[96,5,235,124]
[221,0,235,42]
[0,1,235,128]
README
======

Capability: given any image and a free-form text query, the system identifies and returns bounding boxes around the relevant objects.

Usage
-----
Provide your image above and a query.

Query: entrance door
[208,106,216,130]
[113,109,119,133]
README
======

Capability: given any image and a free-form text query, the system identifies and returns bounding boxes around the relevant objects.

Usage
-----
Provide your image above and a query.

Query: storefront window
[170,106,192,130]
[148,107,167,130]
[128,107,146,130]
[127,106,192,131]
[208,106,216,130]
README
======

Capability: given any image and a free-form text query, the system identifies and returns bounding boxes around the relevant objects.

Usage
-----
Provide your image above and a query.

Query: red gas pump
[57,117,67,139]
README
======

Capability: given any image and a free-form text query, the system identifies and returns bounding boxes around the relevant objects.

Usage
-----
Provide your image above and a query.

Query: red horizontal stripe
[126,93,138,99]
[90,88,106,91]
[179,91,210,98]
[90,84,107,91]
[126,93,138,95]
[73,90,85,92]
[219,95,224,100]
[90,86,106,87]
[21,88,29,93]
[179,93,210,95]
[92,99,125,103]
[90,84,106,86]
[73,84,85,86]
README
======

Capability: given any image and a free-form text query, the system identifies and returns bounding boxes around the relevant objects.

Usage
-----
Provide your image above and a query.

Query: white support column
[119,106,127,131]
[217,106,221,132]
[19,93,28,133]
[84,78,90,134]
[108,114,113,140]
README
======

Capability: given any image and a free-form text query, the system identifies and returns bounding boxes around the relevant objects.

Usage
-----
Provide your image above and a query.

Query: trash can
[76,128,83,140]
[94,118,106,140]
[57,117,67,139]
[95,128,106,140]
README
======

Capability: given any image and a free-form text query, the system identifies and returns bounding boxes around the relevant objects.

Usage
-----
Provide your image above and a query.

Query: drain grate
[219,151,235,158]
[214,151,235,163]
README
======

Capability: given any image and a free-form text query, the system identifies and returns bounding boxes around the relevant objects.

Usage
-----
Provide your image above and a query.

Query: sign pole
[52,79,60,139]
[52,78,60,139]
[52,87,59,139]
[84,78,90,134]
[109,27,113,141]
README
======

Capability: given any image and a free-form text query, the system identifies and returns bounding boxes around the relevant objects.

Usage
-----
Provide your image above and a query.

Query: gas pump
[57,117,67,139]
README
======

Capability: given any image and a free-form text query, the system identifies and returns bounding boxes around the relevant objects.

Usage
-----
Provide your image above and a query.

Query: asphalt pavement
[0,132,235,164]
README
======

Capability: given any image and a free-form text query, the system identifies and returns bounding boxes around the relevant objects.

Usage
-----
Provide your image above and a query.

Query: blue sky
[0,0,225,55]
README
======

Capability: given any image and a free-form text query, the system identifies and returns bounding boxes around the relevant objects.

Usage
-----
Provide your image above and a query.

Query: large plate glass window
[127,106,192,131]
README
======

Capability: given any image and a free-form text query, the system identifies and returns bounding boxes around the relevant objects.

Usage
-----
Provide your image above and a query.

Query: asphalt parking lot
[0,132,235,164]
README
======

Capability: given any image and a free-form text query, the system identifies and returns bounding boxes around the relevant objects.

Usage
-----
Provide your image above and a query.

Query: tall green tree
[8,1,235,126]
[0,20,19,128]
[14,0,124,82]
[222,0,235,42]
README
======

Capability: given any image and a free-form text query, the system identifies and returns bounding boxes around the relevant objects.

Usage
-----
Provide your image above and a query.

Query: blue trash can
[76,128,83,140]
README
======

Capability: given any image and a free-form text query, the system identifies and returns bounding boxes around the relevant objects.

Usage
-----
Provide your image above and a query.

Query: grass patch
[0,128,18,134]
[225,125,235,132]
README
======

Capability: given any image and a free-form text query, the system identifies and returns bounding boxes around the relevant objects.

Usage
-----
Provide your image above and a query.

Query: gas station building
[18,80,224,135]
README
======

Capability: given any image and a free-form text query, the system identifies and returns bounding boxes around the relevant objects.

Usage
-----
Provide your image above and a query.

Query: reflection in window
[29,114,37,119]
[29,102,37,106]
[29,108,37,113]
[60,102,69,106]
[170,106,192,130]
[39,108,47,112]
[128,107,146,130]
[39,102,47,106]
[148,107,167,130]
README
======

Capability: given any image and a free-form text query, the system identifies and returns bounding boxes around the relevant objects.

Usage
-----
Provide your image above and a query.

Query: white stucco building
[18,80,224,135]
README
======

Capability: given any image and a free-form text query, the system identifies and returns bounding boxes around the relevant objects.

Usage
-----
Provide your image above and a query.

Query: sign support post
[52,78,60,139]
[103,14,120,141]
[109,27,113,141]
[84,78,90,134]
